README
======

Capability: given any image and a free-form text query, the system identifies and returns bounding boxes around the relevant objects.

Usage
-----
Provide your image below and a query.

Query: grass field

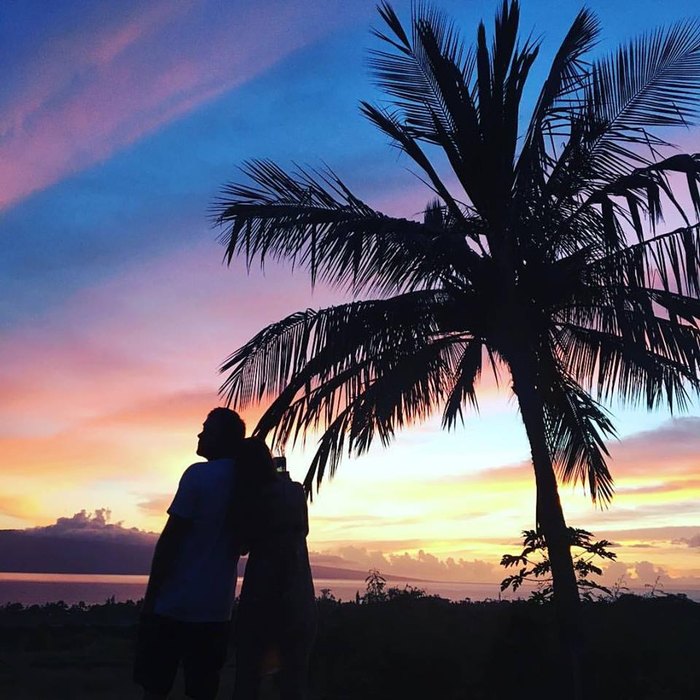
[0,594,697,699]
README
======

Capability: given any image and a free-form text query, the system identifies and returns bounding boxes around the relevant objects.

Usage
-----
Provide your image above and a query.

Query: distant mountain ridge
[0,530,157,576]
[0,529,423,581]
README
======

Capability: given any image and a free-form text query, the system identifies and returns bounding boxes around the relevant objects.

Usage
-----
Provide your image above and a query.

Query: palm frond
[544,378,616,504]
[537,21,700,228]
[562,154,700,250]
[585,224,700,299]
[554,320,700,411]
[359,102,478,230]
[590,20,700,132]
[583,20,700,177]
[441,339,482,430]
[370,1,474,139]
[300,335,463,495]
[213,159,480,294]
[474,1,540,227]
[219,286,487,495]
[369,2,539,231]
[220,290,454,409]
[517,7,601,190]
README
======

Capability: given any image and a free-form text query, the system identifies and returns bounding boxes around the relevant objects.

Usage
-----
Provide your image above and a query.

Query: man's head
[196,408,246,460]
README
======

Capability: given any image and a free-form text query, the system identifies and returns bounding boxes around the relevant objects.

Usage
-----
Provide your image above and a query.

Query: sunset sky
[1,0,699,589]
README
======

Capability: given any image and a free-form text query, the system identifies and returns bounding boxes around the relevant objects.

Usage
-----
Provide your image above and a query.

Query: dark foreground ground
[0,593,697,699]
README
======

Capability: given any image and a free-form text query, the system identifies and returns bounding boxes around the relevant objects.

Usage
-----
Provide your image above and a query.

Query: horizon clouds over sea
[1,508,698,594]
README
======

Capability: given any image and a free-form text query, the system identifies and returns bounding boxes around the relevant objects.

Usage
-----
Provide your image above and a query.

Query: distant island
[0,528,423,581]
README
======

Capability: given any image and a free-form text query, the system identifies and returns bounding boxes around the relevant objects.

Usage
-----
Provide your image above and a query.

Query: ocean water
[1,572,698,606]
[0,572,517,606]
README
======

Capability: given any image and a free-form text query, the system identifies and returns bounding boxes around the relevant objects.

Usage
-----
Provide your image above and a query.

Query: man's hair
[208,407,246,452]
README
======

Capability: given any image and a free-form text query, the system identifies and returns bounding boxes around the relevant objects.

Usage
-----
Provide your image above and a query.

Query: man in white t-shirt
[134,407,245,700]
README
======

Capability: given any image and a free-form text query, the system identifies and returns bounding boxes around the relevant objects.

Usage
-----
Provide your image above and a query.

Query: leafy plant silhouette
[363,569,388,604]
[501,528,617,603]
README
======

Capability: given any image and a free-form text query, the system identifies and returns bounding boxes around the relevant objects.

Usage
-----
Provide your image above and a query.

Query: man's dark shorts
[134,613,230,699]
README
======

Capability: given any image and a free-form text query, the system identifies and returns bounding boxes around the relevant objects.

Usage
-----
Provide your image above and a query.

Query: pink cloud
[599,525,700,541]
[461,416,700,483]
[0,238,343,445]
[0,0,357,210]
[323,544,498,583]
[616,479,700,495]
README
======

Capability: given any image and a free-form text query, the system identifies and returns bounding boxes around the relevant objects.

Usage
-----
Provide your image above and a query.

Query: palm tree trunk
[509,356,583,700]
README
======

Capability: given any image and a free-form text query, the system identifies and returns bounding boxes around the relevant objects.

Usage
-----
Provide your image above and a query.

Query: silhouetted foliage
[317,588,337,603]
[358,569,428,604]
[1,596,698,699]
[642,575,690,601]
[500,528,617,602]
[362,569,387,603]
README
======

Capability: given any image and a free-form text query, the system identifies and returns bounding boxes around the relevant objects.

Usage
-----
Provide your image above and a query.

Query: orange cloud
[136,493,173,518]
[0,494,39,523]
[0,387,269,486]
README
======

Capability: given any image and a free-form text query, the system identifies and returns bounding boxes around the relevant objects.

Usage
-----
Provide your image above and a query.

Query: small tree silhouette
[363,569,388,603]
[501,528,617,602]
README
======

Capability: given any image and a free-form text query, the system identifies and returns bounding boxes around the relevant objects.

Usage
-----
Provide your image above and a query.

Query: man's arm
[142,514,191,614]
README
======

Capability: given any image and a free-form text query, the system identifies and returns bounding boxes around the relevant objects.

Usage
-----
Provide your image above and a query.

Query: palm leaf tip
[546,382,617,505]
[591,19,700,133]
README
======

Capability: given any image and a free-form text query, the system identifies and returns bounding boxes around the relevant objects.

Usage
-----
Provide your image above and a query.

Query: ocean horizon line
[2,572,699,608]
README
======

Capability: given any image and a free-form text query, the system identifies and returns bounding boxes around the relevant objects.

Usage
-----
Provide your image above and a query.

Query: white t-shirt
[154,458,239,622]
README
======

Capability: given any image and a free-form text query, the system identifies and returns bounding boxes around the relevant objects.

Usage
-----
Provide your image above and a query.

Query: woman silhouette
[232,438,317,700]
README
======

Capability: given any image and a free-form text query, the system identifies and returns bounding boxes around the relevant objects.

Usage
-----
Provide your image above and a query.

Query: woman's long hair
[231,437,277,552]
[237,437,277,489]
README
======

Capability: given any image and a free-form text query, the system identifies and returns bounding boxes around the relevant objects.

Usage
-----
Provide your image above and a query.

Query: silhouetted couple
[134,407,316,699]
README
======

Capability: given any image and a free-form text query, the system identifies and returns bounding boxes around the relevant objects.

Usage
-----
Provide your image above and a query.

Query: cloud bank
[0,510,157,575]
[315,545,498,583]
[27,509,155,543]
[1,510,698,595]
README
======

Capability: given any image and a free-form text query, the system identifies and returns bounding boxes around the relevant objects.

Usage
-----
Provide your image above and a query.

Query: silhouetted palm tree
[213,2,700,693]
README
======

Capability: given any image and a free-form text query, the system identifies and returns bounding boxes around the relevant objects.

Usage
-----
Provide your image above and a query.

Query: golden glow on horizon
[2,408,698,583]
[1,357,698,584]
